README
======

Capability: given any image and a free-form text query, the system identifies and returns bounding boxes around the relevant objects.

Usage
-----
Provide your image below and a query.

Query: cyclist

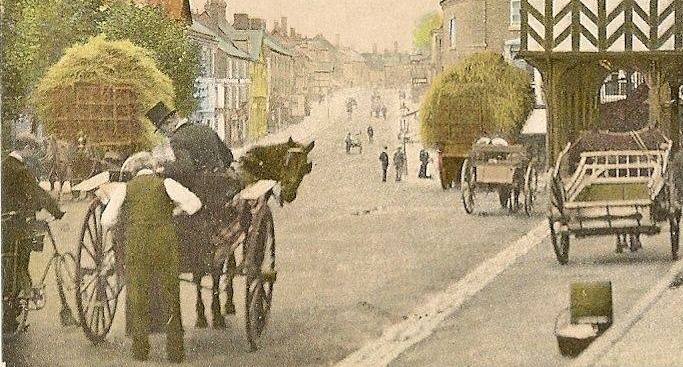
[2,135,64,334]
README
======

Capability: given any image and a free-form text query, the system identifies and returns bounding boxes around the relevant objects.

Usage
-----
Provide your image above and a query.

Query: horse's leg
[211,268,225,329]
[193,272,208,328]
[224,254,236,315]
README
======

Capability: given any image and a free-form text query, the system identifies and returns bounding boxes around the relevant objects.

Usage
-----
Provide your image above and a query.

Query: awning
[521,108,547,135]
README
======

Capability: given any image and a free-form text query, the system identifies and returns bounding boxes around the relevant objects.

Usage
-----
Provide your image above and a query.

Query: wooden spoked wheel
[549,219,569,265]
[460,159,475,214]
[76,200,122,344]
[523,164,539,217]
[245,207,276,352]
[670,210,681,260]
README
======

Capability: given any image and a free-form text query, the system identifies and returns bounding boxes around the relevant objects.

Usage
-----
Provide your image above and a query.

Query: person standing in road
[367,125,374,144]
[101,152,201,363]
[379,147,389,182]
[418,148,431,179]
[393,147,405,182]
[345,132,353,154]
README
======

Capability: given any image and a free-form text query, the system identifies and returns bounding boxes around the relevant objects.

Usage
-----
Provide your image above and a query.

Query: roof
[264,35,293,57]
[192,15,254,61]
[521,108,547,135]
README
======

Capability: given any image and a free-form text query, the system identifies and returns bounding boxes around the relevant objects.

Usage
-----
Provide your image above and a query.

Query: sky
[190,0,440,53]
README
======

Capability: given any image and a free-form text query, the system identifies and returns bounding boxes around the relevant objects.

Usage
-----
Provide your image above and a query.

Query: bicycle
[2,211,78,340]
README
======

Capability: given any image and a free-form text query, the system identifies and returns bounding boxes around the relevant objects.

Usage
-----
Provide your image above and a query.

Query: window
[510,0,521,27]
[449,18,457,49]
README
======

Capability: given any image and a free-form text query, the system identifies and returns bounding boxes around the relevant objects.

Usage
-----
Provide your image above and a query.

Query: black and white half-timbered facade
[519,0,683,161]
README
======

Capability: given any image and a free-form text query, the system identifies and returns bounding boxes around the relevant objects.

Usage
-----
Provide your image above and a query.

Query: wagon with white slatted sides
[460,137,539,216]
[73,176,278,351]
[548,128,681,265]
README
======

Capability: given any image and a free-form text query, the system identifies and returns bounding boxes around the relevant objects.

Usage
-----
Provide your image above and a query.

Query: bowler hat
[145,102,176,129]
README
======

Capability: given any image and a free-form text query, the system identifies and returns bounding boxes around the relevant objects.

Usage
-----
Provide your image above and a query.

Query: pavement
[586,269,683,367]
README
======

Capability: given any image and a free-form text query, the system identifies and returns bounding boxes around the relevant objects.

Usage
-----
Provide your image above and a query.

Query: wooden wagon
[460,137,538,216]
[548,129,681,264]
[40,83,140,188]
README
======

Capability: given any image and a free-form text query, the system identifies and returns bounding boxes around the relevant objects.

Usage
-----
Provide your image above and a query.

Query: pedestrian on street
[393,147,405,182]
[2,135,65,334]
[418,148,431,179]
[379,146,389,182]
[101,152,201,363]
[381,105,387,120]
[367,125,374,144]
[345,132,353,154]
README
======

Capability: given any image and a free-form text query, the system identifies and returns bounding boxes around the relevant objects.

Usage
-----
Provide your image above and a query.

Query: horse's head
[240,137,315,204]
[279,137,315,203]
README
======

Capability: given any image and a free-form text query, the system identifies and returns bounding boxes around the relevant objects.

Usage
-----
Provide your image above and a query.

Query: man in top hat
[146,101,234,178]
[146,102,242,316]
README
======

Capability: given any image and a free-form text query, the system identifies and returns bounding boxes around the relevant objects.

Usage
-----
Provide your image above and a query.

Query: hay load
[33,35,175,150]
[420,52,534,147]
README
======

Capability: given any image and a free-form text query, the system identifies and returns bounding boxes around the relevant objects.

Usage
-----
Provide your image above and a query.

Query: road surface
[2,88,676,366]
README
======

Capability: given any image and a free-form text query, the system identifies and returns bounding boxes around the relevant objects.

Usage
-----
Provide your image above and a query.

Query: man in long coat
[146,102,242,319]
[2,135,64,333]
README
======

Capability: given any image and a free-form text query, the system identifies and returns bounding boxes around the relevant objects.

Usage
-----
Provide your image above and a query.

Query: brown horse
[187,137,315,329]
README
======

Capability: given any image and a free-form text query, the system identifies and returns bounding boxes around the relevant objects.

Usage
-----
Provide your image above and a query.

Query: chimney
[335,33,340,48]
[273,20,280,33]
[372,43,378,54]
[205,0,226,20]
[281,17,288,34]
[290,27,296,38]
[394,41,399,54]
[249,17,266,30]
[234,13,250,30]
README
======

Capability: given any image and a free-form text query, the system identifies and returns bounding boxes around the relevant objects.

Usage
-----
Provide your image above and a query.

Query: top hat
[145,102,176,129]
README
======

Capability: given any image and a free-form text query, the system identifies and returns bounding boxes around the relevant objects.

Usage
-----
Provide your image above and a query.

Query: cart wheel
[524,165,538,217]
[460,159,475,214]
[76,200,122,344]
[245,207,276,352]
[549,219,569,265]
[670,211,681,260]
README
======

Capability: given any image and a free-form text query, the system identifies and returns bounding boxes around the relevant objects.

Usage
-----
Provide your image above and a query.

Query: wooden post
[671,81,681,151]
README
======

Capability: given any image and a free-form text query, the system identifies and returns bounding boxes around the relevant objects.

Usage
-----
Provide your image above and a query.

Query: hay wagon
[41,83,141,185]
[460,137,538,216]
[548,129,681,264]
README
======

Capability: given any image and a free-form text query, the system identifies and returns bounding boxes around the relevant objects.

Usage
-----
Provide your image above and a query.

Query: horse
[187,137,315,329]
[42,136,98,200]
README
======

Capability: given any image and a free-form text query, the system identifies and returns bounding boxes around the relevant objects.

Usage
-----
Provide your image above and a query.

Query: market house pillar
[541,59,605,162]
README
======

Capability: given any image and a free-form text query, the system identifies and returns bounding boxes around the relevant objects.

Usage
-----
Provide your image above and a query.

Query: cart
[460,137,538,216]
[548,129,680,264]
[74,179,278,351]
[345,134,363,154]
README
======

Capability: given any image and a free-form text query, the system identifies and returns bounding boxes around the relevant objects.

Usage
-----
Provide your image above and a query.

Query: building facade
[439,0,522,69]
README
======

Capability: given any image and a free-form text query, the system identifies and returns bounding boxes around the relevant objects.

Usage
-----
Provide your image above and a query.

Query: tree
[413,11,442,52]
[1,0,200,145]
[33,35,175,149]
[98,2,200,116]
[421,52,534,146]
[1,0,104,143]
